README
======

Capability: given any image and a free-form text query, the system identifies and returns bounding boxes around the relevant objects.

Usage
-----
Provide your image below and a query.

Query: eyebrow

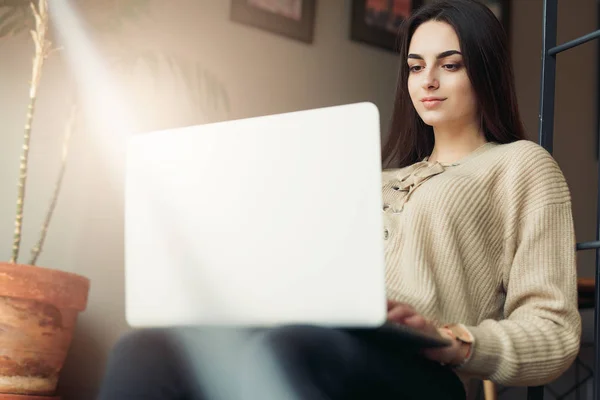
[407,50,462,60]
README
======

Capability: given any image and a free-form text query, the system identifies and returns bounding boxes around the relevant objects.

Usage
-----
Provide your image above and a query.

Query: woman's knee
[258,325,337,345]
[254,325,354,359]
[245,325,360,381]
[98,328,190,399]
[105,327,189,379]
[112,328,177,358]
[241,326,357,399]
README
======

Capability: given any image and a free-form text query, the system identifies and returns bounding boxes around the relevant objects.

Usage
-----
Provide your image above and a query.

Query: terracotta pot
[0,262,89,396]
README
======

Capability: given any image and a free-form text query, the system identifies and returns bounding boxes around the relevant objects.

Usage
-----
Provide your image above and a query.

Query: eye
[442,63,461,71]
[409,65,423,72]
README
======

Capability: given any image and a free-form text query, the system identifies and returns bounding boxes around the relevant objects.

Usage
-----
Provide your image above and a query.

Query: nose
[421,68,439,90]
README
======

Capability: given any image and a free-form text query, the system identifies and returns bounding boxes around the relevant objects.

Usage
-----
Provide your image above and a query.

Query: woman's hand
[387,300,468,366]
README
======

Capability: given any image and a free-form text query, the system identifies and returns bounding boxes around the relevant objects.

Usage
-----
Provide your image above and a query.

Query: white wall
[0,1,401,398]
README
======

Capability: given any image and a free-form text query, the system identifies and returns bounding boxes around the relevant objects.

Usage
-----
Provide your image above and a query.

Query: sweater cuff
[454,324,504,379]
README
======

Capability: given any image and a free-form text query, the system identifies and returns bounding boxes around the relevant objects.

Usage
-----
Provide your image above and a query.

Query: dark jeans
[97,325,466,400]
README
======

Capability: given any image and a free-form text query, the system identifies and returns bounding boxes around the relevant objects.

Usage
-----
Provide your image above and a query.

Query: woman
[98,0,581,399]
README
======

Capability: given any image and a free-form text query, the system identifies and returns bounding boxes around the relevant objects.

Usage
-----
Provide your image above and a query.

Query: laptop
[124,102,450,348]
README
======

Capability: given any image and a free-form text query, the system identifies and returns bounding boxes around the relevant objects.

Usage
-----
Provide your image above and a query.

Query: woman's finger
[386,299,409,311]
[402,314,428,330]
[387,303,416,322]
[386,300,397,311]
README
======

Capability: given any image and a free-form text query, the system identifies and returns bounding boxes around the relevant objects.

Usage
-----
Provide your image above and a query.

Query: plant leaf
[0,18,20,38]
[77,0,153,36]
[0,7,17,26]
[10,18,25,34]
[0,0,29,7]
[0,7,18,37]
[119,0,152,20]
[0,2,32,38]
[123,51,230,119]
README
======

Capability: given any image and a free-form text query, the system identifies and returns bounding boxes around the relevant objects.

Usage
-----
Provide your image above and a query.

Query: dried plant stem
[10,0,51,264]
[29,104,77,266]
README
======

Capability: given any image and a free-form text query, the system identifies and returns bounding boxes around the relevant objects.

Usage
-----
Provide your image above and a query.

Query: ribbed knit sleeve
[457,146,582,386]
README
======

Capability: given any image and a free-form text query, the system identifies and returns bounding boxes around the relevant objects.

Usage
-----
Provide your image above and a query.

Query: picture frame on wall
[350,0,424,53]
[230,0,317,44]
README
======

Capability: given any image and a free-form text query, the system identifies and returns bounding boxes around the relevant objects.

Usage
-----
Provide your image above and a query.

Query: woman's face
[407,21,478,130]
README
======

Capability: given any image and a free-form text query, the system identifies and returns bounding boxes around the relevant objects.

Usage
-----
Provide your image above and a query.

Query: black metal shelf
[538,1,600,399]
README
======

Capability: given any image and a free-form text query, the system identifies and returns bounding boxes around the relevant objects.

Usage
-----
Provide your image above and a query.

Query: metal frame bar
[577,241,600,251]
[596,1,600,398]
[538,0,600,399]
[549,29,600,56]
[538,0,558,154]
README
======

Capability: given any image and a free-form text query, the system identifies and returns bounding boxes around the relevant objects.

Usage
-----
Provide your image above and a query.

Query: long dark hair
[382,0,525,168]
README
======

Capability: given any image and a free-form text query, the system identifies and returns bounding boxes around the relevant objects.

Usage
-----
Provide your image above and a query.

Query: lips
[421,97,446,109]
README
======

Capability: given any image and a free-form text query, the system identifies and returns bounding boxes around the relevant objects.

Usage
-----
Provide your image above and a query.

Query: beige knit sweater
[382,139,581,387]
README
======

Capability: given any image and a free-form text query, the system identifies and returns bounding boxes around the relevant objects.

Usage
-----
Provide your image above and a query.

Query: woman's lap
[97,325,466,400]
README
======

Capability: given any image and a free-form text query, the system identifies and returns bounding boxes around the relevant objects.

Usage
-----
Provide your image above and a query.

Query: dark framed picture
[230,0,317,44]
[350,0,424,53]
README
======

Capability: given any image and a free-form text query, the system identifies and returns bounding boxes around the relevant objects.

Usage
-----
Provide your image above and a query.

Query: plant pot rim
[0,261,89,311]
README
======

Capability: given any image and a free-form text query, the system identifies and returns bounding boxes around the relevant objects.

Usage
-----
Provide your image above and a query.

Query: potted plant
[0,0,229,397]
